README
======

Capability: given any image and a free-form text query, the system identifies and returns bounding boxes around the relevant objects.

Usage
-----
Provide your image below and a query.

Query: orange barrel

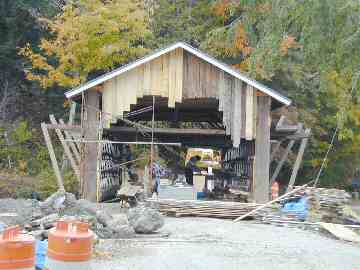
[271,181,279,200]
[45,221,93,270]
[0,226,35,270]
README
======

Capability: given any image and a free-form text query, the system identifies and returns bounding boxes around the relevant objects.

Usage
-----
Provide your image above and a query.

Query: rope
[313,71,360,187]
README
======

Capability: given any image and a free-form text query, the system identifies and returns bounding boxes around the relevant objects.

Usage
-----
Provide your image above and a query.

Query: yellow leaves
[213,0,230,19]
[233,58,250,72]
[280,35,301,56]
[234,24,252,57]
[19,0,151,89]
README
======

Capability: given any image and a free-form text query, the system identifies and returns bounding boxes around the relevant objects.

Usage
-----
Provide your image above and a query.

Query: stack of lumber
[147,199,277,220]
[295,187,351,223]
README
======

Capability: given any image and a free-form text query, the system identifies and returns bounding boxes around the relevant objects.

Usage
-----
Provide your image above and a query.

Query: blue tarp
[281,196,309,221]
[35,240,48,270]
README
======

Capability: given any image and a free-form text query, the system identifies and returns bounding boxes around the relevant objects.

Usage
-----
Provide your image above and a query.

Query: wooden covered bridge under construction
[45,42,309,203]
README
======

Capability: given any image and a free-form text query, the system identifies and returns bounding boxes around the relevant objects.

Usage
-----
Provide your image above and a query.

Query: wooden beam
[82,91,100,202]
[108,126,226,135]
[45,124,81,130]
[59,118,81,163]
[253,96,271,203]
[287,128,311,192]
[245,84,255,140]
[270,140,295,184]
[49,115,80,180]
[41,122,65,191]
[232,80,242,147]
[270,141,281,162]
[61,102,77,174]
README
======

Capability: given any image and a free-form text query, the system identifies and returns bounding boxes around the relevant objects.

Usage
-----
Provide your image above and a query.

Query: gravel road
[93,217,360,270]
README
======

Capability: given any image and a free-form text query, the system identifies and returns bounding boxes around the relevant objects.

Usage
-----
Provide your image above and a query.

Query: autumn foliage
[20,0,152,88]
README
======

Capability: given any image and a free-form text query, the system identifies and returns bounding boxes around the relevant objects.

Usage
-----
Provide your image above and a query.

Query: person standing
[185,155,201,185]
[151,161,162,198]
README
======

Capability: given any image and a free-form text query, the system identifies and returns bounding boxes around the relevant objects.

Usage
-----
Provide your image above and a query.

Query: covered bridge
[64,42,294,203]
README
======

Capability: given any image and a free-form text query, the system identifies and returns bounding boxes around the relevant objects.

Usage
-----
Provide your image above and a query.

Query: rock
[106,214,128,228]
[39,191,77,215]
[73,199,97,216]
[96,210,113,226]
[39,191,66,214]
[128,207,164,234]
[32,213,59,229]
[111,224,135,238]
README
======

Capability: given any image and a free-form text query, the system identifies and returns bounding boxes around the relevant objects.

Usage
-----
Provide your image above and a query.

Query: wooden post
[270,140,295,184]
[96,111,103,203]
[41,122,65,191]
[49,115,80,180]
[253,96,271,203]
[287,128,311,192]
[82,90,100,202]
[150,96,155,197]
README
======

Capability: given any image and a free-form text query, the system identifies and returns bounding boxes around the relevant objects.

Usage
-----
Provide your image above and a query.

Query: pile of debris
[262,187,358,226]
[0,191,164,240]
[303,187,350,223]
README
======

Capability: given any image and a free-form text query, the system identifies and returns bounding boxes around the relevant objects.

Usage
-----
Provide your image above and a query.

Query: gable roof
[65,42,291,106]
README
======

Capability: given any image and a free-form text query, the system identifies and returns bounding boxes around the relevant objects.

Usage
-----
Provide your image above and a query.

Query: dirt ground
[93,217,360,270]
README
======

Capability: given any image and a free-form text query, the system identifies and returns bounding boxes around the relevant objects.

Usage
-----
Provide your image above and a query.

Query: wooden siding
[103,48,184,121]
[102,49,268,145]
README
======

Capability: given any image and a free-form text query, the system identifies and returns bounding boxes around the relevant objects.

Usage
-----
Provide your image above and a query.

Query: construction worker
[151,161,162,199]
[185,155,201,185]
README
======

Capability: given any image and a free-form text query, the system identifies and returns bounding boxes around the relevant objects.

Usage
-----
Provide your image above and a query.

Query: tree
[20,0,152,88]
[203,0,360,187]
[150,0,222,47]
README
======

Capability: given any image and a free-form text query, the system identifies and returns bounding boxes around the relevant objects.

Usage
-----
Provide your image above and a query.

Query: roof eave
[65,42,292,106]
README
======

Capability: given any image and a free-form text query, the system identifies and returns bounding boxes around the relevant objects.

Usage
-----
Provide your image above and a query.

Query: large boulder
[39,191,76,215]
[128,207,164,234]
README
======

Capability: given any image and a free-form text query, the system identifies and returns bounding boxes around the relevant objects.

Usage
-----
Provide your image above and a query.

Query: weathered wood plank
[287,128,311,192]
[168,50,177,107]
[49,115,80,180]
[161,53,169,97]
[41,122,65,191]
[232,79,242,147]
[253,96,271,203]
[109,126,226,135]
[59,118,81,164]
[270,141,281,162]
[270,140,295,184]
[245,84,255,140]
[82,90,100,202]
[175,48,184,104]
[143,61,152,95]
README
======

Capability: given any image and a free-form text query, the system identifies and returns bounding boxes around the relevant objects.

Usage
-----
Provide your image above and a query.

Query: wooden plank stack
[147,199,277,220]
[303,187,351,224]
[279,186,352,224]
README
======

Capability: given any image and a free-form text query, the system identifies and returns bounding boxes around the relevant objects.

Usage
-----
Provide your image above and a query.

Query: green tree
[149,0,221,47]
[203,0,360,187]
